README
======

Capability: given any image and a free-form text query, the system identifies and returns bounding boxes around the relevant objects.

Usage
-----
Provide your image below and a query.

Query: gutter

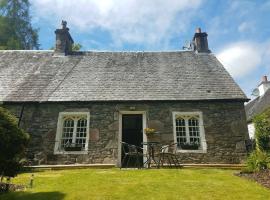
[18,103,25,127]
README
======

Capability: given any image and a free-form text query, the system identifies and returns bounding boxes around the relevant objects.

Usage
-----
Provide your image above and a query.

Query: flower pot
[180,143,200,150]
[64,146,82,151]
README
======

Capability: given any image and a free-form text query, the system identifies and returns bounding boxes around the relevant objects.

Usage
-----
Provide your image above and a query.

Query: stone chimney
[54,20,74,55]
[193,28,211,53]
[258,75,270,96]
[262,75,268,83]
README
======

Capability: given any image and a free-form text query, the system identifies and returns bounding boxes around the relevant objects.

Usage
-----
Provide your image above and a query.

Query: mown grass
[1,168,270,200]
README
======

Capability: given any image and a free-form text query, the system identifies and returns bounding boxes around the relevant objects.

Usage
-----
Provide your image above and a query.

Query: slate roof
[0,50,247,102]
[245,89,270,122]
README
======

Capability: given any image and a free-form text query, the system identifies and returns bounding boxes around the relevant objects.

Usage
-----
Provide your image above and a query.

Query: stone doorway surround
[117,111,147,167]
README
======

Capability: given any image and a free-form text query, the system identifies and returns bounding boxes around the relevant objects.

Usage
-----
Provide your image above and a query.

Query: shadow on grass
[0,191,65,200]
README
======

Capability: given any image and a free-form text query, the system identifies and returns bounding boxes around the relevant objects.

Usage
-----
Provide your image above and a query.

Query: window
[54,112,90,154]
[173,112,206,153]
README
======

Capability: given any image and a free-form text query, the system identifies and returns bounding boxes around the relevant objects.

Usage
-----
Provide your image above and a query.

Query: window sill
[177,149,207,153]
[54,150,88,155]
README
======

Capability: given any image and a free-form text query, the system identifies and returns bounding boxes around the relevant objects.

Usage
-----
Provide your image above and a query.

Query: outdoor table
[141,141,160,168]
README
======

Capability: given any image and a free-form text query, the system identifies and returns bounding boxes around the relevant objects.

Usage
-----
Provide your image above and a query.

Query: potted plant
[180,142,200,150]
[144,128,157,137]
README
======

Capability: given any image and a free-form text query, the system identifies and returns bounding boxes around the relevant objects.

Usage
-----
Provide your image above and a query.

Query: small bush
[254,107,270,152]
[246,150,270,172]
[245,107,270,173]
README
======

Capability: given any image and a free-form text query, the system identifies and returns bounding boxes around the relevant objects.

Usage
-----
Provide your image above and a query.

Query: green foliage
[0,107,29,179]
[72,43,82,51]
[245,107,270,172]
[49,43,82,51]
[246,150,270,172]
[0,0,39,49]
[254,107,270,152]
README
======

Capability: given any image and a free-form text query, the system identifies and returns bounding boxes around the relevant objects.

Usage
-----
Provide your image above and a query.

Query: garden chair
[157,143,181,168]
[120,142,144,169]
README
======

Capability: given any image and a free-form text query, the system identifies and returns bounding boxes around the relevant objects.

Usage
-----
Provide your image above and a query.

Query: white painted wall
[248,123,255,139]
[258,82,270,96]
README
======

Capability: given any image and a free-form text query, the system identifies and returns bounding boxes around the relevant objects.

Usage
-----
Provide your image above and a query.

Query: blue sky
[29,0,270,98]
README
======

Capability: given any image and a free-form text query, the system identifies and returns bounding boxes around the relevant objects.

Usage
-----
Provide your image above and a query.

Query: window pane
[175,117,187,146]
[76,118,87,148]
[188,117,200,145]
[61,118,74,148]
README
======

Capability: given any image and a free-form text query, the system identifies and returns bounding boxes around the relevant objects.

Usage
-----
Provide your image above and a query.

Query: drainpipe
[18,103,25,127]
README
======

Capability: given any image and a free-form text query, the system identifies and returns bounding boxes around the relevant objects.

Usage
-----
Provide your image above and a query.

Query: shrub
[245,108,270,172]
[253,107,270,152]
[0,107,29,181]
[246,150,270,172]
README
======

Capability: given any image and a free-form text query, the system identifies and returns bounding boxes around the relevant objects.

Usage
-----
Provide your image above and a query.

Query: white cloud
[238,21,254,33]
[30,0,202,46]
[217,42,262,78]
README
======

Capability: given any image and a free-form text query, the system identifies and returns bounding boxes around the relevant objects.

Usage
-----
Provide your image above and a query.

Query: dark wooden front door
[121,114,143,167]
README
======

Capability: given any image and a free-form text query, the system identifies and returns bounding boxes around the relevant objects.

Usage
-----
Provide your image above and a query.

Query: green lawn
[1,168,270,200]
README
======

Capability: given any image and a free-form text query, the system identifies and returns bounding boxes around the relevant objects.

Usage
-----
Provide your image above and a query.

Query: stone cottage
[0,22,249,166]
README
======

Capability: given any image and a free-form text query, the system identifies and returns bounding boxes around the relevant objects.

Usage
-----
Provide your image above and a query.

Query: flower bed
[237,169,270,189]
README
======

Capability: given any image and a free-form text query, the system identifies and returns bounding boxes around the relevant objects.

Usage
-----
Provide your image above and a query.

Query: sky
[29,0,270,98]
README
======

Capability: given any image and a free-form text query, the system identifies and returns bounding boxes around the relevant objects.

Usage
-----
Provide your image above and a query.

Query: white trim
[54,112,90,155]
[54,150,88,155]
[117,111,147,167]
[185,118,190,143]
[172,111,207,153]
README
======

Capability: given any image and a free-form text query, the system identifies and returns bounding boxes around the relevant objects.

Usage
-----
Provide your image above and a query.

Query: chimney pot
[262,75,268,83]
[61,20,67,29]
[196,27,201,33]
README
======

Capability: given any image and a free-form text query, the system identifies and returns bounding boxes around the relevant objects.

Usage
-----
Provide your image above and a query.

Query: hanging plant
[144,128,156,136]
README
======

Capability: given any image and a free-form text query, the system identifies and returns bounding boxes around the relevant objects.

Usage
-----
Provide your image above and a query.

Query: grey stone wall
[3,101,249,165]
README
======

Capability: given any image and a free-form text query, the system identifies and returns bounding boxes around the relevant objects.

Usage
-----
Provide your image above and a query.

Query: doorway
[121,114,143,167]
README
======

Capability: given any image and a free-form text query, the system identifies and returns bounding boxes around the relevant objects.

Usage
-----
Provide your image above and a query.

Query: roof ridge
[0,50,54,52]
[0,50,195,53]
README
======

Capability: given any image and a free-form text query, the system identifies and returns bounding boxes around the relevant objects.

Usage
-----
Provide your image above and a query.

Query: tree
[50,43,82,51]
[0,107,29,181]
[72,43,82,51]
[0,0,39,49]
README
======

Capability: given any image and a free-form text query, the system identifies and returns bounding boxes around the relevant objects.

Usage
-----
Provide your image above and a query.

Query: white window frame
[172,111,207,153]
[54,112,90,154]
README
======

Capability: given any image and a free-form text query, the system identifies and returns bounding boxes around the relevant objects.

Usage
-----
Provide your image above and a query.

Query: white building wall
[248,123,255,139]
[258,82,270,96]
